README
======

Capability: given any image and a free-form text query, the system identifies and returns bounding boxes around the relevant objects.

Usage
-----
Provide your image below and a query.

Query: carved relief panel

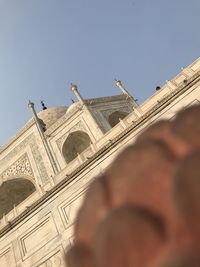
[19,214,58,258]
[36,250,65,267]
[58,189,85,229]
[0,134,49,184]
[0,246,16,267]
[0,153,33,181]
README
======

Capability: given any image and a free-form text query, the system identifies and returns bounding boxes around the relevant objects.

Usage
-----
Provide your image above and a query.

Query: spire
[28,100,59,175]
[69,84,104,137]
[70,83,84,103]
[114,80,142,114]
[41,100,47,110]
[115,79,132,98]
[28,100,45,132]
[28,100,34,109]
[28,100,37,117]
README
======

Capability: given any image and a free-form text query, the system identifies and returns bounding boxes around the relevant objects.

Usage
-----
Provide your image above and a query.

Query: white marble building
[0,57,200,266]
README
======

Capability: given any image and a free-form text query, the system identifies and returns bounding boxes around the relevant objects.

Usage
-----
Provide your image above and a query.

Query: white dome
[37,106,68,128]
[66,101,80,114]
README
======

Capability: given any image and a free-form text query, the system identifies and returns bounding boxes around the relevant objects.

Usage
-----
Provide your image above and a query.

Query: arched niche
[62,131,91,164]
[108,111,129,127]
[0,178,36,219]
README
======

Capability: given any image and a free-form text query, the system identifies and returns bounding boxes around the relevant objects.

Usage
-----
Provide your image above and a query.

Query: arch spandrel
[0,153,34,183]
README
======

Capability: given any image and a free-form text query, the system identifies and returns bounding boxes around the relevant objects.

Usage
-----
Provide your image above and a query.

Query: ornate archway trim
[0,153,34,184]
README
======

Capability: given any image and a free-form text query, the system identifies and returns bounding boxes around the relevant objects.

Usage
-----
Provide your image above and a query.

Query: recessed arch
[108,111,129,127]
[0,178,36,218]
[62,131,91,164]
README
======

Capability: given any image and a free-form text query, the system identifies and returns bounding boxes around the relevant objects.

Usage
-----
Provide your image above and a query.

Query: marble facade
[0,57,200,266]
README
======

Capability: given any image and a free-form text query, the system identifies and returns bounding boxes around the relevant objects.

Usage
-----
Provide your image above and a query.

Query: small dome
[66,102,80,114]
[37,106,68,129]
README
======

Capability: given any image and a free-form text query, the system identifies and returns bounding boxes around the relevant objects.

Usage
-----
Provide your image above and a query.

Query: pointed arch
[62,131,91,164]
[0,178,36,218]
[108,111,129,127]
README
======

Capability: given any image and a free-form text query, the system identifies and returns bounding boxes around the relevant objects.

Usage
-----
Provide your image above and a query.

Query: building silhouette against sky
[0,57,200,266]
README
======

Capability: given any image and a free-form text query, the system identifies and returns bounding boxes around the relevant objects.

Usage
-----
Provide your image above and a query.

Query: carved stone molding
[37,251,64,267]
[0,134,49,184]
[0,246,16,267]
[101,106,131,120]
[0,153,34,181]
[29,137,49,183]
[85,94,126,105]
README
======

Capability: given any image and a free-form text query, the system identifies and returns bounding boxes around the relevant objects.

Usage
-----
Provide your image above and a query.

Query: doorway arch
[0,178,36,218]
[62,131,91,164]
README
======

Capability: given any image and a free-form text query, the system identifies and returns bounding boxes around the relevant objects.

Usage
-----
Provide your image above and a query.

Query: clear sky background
[0,0,200,144]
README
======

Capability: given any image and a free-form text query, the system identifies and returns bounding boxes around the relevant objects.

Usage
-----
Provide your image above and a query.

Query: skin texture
[159,254,200,267]
[93,206,166,267]
[173,152,200,239]
[66,105,200,267]
[66,243,94,267]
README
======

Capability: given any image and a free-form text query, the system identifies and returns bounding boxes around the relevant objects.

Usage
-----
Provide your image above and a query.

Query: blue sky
[0,0,200,144]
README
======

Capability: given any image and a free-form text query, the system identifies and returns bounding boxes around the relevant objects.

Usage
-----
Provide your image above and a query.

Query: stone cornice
[0,71,199,239]
[84,94,127,105]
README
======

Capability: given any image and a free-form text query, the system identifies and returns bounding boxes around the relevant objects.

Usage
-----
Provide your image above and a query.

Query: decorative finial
[114,79,141,111]
[28,100,34,108]
[115,79,122,88]
[70,83,84,102]
[70,83,78,92]
[27,102,58,175]
[115,79,131,97]
[41,100,47,110]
